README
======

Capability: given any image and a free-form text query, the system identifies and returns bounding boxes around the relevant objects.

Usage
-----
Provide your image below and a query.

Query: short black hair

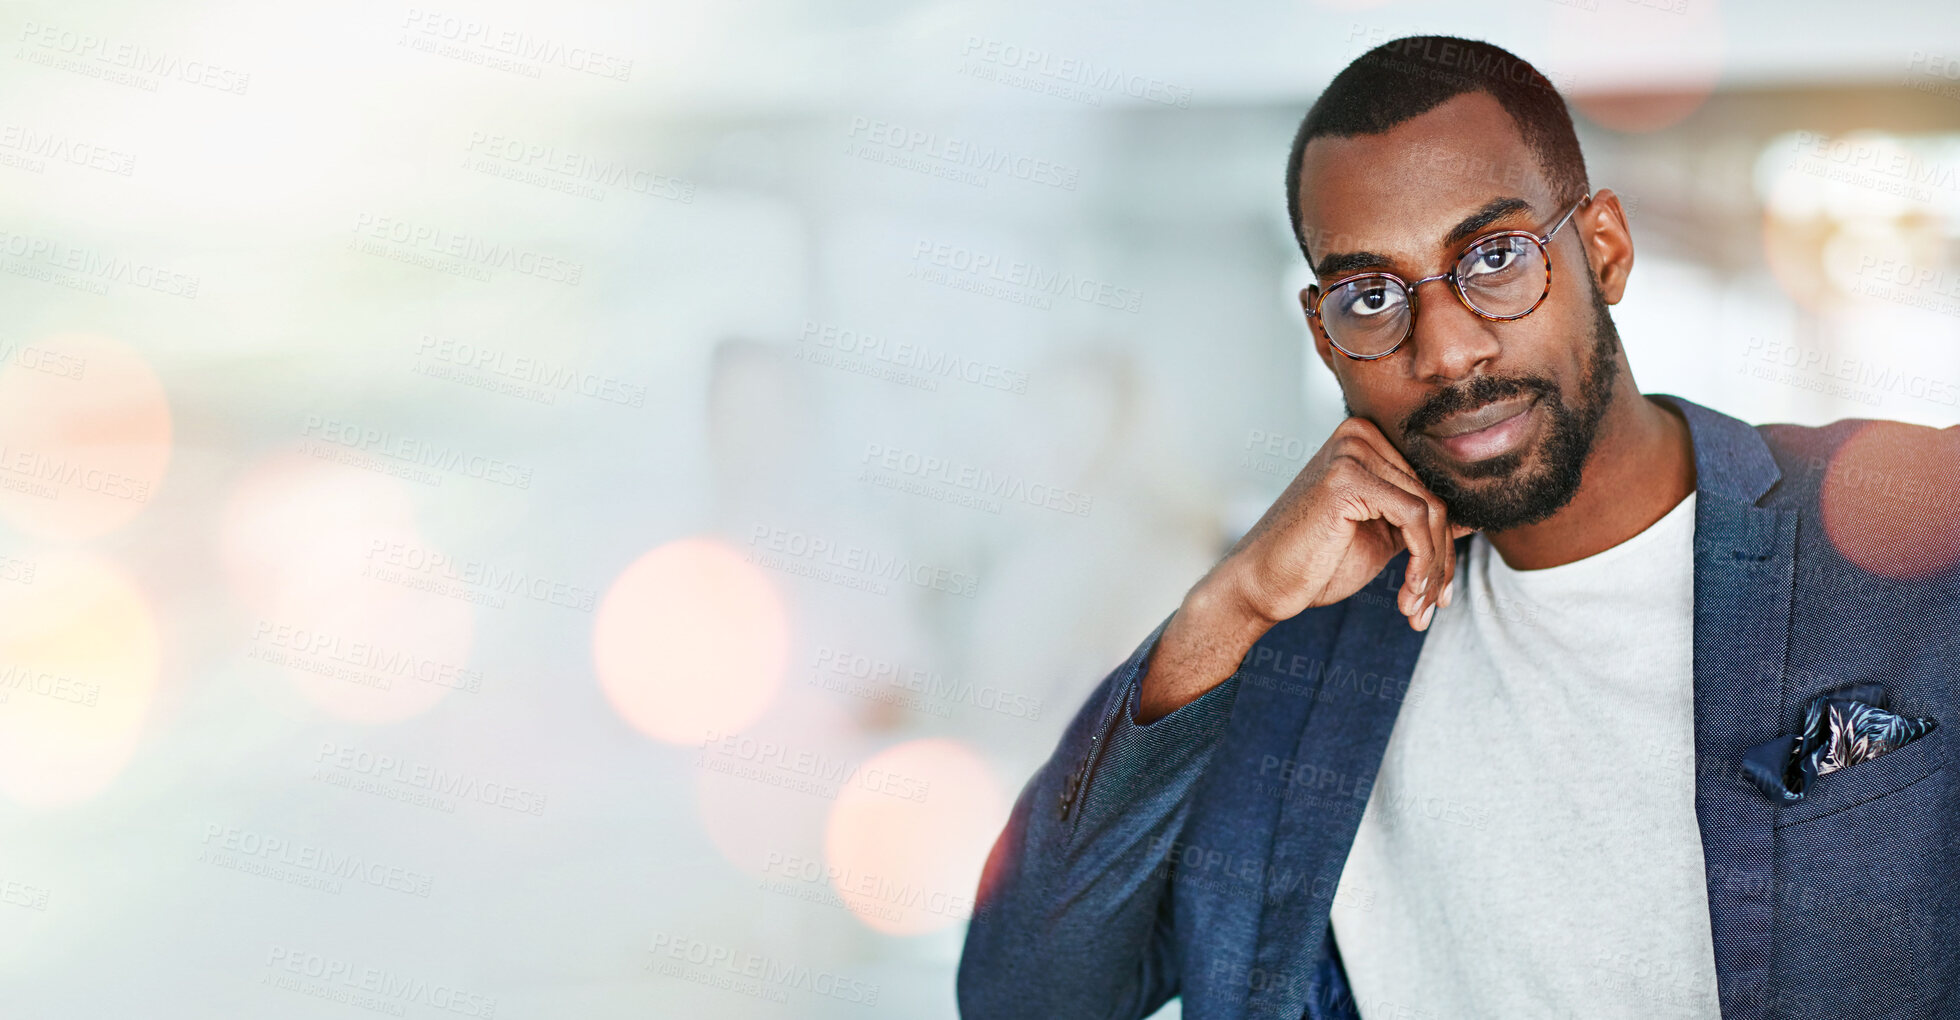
[1285,36,1589,266]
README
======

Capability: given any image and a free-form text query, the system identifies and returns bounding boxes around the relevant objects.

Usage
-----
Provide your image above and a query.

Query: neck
[1483,368,1697,571]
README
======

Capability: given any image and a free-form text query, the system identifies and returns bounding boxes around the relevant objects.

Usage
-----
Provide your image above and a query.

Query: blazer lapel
[1178,604,1345,1019]
[1240,564,1430,1019]
[1654,394,1797,1020]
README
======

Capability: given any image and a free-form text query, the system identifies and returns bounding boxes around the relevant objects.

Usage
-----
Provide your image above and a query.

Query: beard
[1349,279,1624,533]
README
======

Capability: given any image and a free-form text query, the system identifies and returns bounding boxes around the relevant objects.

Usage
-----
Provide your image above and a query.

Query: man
[957,36,1958,1020]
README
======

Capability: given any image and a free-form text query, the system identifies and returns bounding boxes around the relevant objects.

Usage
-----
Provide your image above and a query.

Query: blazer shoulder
[1755,416,1959,508]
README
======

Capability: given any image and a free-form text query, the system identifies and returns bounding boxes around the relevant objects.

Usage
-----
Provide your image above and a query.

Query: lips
[1423,394,1540,462]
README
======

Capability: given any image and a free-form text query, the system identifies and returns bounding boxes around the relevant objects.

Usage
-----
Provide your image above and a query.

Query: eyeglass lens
[1319,233,1549,357]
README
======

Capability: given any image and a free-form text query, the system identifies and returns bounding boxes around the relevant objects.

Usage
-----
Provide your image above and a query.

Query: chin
[1428,448,1584,533]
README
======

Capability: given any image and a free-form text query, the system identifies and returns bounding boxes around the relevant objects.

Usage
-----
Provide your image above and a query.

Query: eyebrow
[1444,197,1534,248]
[1313,196,1538,281]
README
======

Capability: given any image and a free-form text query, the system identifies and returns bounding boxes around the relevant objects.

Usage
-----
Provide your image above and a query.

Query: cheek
[1340,376,1422,437]
[1500,309,1587,374]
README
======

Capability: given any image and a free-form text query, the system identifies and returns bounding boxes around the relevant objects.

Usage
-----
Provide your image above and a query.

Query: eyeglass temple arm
[1541,193,1592,243]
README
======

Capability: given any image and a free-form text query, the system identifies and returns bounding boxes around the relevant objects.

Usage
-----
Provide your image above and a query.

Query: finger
[1336,423,1454,612]
[1335,417,1426,486]
[1426,484,1450,614]
[1442,521,1478,608]
[1437,505,1461,610]
[1332,454,1440,621]
[1334,440,1448,620]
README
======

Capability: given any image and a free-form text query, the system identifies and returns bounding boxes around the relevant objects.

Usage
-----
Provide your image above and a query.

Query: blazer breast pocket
[1775,723,1946,828]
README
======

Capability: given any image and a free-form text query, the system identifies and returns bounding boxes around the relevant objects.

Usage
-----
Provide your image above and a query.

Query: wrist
[1188,560,1275,633]
[1137,579,1267,724]
[1176,569,1276,665]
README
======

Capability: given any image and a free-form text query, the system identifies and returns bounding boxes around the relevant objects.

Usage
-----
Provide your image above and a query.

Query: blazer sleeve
[956,613,1244,1019]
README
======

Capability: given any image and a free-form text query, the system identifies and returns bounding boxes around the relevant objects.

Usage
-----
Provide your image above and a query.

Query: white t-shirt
[1331,491,1720,1018]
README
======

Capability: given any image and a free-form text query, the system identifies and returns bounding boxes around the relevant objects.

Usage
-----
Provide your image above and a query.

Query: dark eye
[1463,238,1530,280]
[1342,282,1404,318]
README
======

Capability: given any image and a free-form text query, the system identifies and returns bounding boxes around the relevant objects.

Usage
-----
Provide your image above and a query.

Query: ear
[1578,189,1635,305]
[1300,285,1338,374]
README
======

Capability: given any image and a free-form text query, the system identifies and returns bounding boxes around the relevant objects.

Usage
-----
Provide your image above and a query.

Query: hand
[1224,415,1473,630]
[1136,417,1471,722]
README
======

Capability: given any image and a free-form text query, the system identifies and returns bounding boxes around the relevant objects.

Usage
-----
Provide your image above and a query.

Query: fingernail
[1419,604,1436,629]
[1441,580,1455,608]
[1413,575,1428,596]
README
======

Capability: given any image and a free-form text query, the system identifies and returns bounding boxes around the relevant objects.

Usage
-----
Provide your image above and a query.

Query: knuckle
[1333,419,1379,446]
[1326,451,1367,480]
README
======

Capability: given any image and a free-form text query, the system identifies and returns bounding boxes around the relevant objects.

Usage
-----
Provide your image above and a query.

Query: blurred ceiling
[652,0,1960,113]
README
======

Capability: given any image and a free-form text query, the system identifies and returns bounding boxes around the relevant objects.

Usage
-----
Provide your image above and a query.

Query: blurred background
[1,0,1957,1016]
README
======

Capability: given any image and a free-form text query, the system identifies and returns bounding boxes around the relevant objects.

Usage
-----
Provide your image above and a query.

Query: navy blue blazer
[958,396,1958,1019]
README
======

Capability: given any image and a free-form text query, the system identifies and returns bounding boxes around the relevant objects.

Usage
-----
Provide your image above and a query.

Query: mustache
[1401,374,1557,436]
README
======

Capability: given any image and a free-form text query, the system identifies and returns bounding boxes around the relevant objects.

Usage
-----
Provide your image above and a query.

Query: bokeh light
[824,738,1008,936]
[1819,421,1960,580]
[1550,0,1725,134]
[219,452,474,724]
[1757,131,1957,317]
[594,537,788,744]
[0,551,159,807]
[0,333,172,541]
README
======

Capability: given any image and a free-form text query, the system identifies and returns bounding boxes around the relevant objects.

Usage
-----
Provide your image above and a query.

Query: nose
[1405,277,1502,384]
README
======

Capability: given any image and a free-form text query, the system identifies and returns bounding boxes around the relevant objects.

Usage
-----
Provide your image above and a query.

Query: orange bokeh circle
[824,738,1007,935]
[594,538,788,744]
[1819,421,1960,581]
[0,333,172,540]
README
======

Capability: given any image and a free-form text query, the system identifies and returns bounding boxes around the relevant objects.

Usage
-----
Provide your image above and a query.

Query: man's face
[1295,91,1626,532]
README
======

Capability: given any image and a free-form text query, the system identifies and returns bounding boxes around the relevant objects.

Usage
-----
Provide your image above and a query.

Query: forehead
[1296,91,1554,269]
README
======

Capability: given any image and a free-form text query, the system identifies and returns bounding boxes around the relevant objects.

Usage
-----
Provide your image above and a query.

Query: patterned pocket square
[1742,683,1938,803]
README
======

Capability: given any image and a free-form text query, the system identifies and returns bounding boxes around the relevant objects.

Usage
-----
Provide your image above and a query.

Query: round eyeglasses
[1306,194,1591,361]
